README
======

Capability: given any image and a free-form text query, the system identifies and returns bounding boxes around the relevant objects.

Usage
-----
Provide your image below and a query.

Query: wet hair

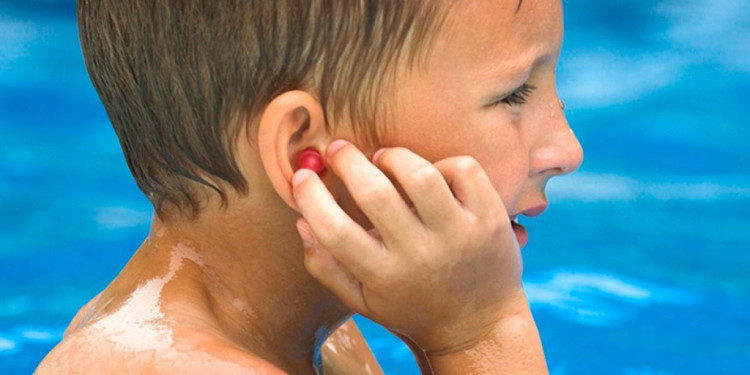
[77,0,448,218]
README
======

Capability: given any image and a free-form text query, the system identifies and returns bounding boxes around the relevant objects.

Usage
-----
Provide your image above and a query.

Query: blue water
[2,0,749,374]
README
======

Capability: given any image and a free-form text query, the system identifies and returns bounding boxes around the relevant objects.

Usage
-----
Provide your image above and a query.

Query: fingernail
[372,148,387,164]
[292,169,313,187]
[327,139,348,156]
[292,168,315,187]
[296,221,315,248]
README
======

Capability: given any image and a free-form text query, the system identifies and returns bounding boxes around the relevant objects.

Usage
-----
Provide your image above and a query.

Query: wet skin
[36,223,384,375]
[380,0,582,229]
[36,0,581,374]
[294,0,581,372]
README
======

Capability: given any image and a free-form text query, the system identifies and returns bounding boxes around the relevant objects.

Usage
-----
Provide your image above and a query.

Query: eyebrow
[516,0,523,13]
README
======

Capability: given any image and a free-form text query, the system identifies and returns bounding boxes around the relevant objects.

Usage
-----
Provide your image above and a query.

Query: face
[380,0,583,243]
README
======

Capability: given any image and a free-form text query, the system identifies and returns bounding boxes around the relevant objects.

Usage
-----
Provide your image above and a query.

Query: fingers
[297,219,367,312]
[433,156,507,222]
[324,140,422,245]
[319,140,505,234]
[373,147,464,230]
[294,141,524,353]
[292,168,384,279]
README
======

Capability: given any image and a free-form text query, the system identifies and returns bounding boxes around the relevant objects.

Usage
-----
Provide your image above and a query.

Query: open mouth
[510,217,529,248]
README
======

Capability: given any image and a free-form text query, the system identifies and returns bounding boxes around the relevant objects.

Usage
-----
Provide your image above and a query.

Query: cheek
[385,83,530,208]
[391,113,529,210]
[387,99,480,161]
[482,150,529,211]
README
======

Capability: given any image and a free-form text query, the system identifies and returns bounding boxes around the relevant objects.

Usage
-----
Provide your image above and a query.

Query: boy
[37,0,582,373]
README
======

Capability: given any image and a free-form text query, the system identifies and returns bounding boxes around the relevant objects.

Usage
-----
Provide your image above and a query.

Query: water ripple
[525,270,697,326]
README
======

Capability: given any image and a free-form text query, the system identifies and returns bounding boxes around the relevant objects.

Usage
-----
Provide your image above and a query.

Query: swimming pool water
[2,0,749,374]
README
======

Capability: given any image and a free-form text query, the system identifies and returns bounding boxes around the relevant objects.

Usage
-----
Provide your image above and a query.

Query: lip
[509,203,548,249]
[518,203,548,218]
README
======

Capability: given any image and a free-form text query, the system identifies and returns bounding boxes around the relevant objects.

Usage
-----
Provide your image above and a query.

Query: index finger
[324,140,423,247]
[292,168,386,279]
[433,156,507,222]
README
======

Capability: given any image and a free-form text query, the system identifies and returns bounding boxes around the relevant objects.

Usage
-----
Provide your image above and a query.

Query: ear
[257,90,329,212]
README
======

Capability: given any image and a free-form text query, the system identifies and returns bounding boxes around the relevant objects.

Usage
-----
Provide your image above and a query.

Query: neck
[140,198,350,373]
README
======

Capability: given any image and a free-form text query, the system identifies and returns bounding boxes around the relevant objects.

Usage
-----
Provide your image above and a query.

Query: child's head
[78,0,583,223]
[78,0,450,218]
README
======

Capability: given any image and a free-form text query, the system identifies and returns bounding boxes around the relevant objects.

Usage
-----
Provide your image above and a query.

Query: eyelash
[494,83,537,107]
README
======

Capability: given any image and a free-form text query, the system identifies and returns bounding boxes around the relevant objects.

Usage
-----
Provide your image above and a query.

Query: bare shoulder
[35,326,286,375]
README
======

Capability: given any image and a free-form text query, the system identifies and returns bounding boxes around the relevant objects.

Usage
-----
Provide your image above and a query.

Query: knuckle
[480,205,502,225]
[364,255,396,288]
[355,182,393,206]
[447,230,473,254]
[407,165,443,191]
[488,215,510,238]
[482,212,511,243]
[371,267,395,289]
[408,241,439,269]
[454,156,483,178]
[315,217,350,248]
[420,252,442,273]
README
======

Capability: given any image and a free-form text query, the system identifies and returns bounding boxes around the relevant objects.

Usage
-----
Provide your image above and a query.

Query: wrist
[425,306,548,375]
[421,290,533,356]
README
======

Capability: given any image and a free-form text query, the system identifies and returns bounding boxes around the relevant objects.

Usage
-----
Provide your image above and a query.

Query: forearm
[321,319,384,375]
[426,307,548,375]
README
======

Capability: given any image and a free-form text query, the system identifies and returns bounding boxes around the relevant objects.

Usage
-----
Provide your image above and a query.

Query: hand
[293,140,527,354]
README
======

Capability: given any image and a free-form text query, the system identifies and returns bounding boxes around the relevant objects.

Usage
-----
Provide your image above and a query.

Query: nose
[529,115,584,178]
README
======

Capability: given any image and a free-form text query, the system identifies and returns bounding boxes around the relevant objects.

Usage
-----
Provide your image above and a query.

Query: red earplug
[298,148,326,175]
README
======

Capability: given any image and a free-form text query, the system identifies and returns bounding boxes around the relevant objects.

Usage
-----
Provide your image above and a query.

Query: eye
[492,83,537,107]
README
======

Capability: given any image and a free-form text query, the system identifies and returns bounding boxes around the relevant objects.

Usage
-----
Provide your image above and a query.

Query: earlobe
[257,90,329,212]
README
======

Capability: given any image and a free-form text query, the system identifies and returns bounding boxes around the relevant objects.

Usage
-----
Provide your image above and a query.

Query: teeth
[511,217,519,224]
